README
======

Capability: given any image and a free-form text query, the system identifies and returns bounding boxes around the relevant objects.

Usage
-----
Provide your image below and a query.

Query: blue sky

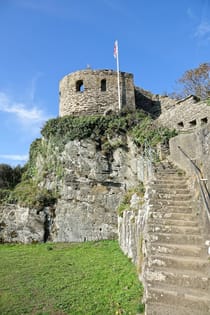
[0,0,209,166]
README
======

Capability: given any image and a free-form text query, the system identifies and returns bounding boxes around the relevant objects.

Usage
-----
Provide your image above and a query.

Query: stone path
[143,161,210,315]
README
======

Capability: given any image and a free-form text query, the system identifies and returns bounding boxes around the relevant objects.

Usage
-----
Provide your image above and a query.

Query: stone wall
[118,194,150,265]
[157,96,210,131]
[169,124,210,185]
[169,124,210,234]
[59,69,135,116]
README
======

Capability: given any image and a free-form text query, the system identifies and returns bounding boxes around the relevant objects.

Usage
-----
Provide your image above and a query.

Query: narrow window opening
[76,80,84,92]
[101,79,106,92]
[189,119,197,127]
[177,121,184,128]
[201,117,208,125]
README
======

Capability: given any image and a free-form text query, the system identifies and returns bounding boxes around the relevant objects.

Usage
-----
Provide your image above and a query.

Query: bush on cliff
[22,111,177,180]
[0,178,58,210]
[1,111,177,207]
[40,110,177,152]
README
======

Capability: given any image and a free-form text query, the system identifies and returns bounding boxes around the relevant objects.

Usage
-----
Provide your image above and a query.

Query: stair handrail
[177,145,210,223]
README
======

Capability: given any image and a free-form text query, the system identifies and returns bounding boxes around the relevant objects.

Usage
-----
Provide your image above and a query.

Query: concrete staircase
[143,161,210,315]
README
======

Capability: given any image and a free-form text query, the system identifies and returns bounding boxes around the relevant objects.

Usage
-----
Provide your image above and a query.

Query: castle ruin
[59,68,210,134]
[59,69,136,116]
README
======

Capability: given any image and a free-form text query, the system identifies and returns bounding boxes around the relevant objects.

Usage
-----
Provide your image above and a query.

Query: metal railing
[177,146,210,223]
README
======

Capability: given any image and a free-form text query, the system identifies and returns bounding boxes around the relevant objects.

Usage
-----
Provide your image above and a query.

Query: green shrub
[0,164,23,189]
[8,180,57,210]
[17,111,177,209]
[131,117,177,148]
[206,98,210,106]
[118,183,145,217]
[0,189,11,204]
[41,111,153,143]
[39,111,177,159]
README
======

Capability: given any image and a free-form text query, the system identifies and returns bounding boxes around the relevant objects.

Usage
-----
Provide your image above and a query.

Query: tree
[0,164,14,189]
[177,63,210,100]
[0,164,23,189]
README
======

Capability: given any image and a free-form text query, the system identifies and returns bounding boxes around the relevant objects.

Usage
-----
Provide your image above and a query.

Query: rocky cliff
[0,134,152,243]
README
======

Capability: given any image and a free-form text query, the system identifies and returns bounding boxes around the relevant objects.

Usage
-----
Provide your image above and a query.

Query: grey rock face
[51,138,144,242]
[0,137,149,243]
[0,205,45,243]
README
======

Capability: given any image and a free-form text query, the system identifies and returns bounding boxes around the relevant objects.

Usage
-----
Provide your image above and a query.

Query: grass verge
[0,240,144,315]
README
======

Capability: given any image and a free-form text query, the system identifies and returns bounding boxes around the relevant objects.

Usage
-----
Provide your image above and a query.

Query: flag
[114,40,118,58]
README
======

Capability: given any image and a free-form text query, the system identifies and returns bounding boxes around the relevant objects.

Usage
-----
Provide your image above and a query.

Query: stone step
[146,268,210,292]
[147,218,198,226]
[149,243,205,257]
[149,204,193,213]
[154,165,183,171]
[149,212,196,220]
[151,188,191,195]
[147,224,200,235]
[151,178,187,185]
[152,184,189,192]
[144,162,210,315]
[153,164,185,170]
[148,255,209,271]
[146,301,209,315]
[154,172,186,178]
[154,166,179,171]
[148,211,198,226]
[148,233,203,245]
[148,189,192,198]
[153,178,187,184]
[149,198,193,206]
[150,183,189,190]
[147,286,210,314]
[154,193,193,201]
[155,167,183,176]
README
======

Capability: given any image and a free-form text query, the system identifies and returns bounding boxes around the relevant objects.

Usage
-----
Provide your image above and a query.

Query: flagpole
[114,40,121,111]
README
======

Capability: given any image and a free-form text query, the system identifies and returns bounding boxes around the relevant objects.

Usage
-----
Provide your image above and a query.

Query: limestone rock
[0,136,151,243]
[0,205,45,243]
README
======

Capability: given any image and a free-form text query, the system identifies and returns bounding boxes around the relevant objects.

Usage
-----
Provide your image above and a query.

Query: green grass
[0,240,144,315]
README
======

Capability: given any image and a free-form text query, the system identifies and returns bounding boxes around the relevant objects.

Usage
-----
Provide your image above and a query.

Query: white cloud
[14,0,57,13]
[187,7,197,21]
[194,21,210,39]
[0,84,51,165]
[0,91,49,129]
[101,0,120,11]
[28,72,43,103]
[0,154,28,162]
[13,0,69,18]
[187,2,210,43]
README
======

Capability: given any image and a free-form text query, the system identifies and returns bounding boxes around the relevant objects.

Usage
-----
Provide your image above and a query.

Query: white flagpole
[114,40,121,111]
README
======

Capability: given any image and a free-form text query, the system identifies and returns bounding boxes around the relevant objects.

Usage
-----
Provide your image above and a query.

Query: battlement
[59,69,136,116]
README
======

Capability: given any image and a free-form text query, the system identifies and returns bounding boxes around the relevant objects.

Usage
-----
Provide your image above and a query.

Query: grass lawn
[0,240,144,315]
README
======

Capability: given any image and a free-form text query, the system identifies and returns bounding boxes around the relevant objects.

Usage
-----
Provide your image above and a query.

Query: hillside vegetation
[0,111,177,211]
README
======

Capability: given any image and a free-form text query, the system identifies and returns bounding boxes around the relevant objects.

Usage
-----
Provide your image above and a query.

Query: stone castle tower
[59,69,136,116]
